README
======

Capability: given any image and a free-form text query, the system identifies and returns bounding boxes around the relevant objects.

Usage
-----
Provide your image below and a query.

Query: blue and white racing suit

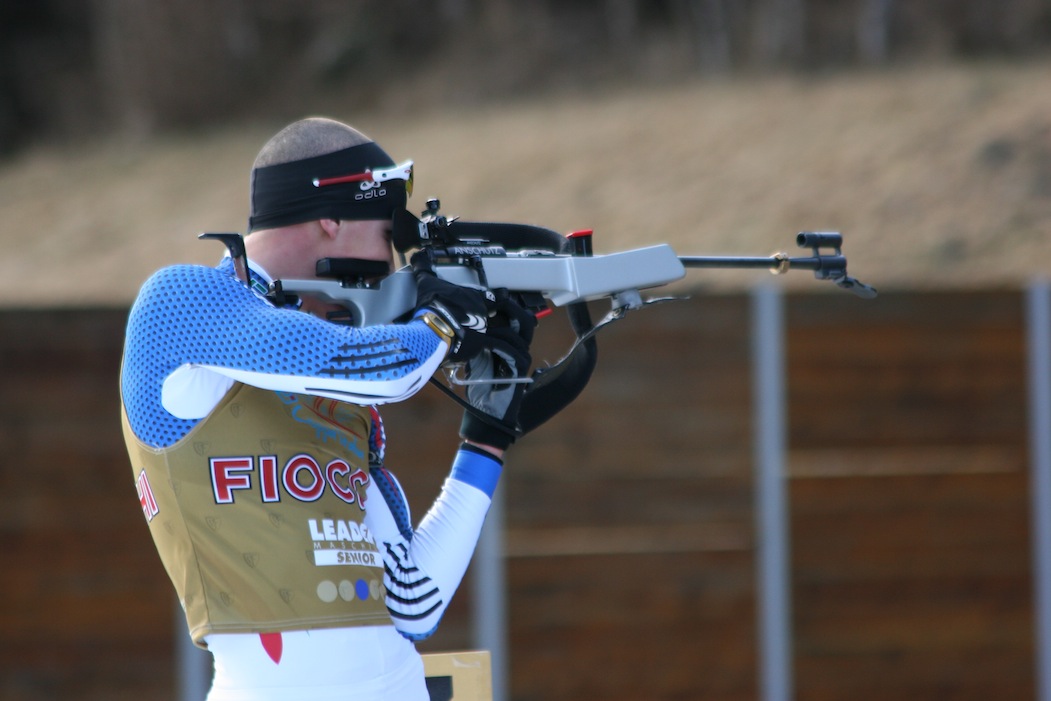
[121,256,501,701]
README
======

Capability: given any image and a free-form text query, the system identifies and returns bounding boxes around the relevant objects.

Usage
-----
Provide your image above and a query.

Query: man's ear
[319,218,342,238]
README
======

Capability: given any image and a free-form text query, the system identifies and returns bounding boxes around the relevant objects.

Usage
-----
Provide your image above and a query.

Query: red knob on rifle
[567,229,594,256]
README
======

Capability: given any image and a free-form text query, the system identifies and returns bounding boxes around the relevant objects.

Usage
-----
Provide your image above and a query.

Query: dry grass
[3,60,1051,306]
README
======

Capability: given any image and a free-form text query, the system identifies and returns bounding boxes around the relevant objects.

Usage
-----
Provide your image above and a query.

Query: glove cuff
[460,411,519,451]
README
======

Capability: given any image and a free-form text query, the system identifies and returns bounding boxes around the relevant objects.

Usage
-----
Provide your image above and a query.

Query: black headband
[248,142,407,232]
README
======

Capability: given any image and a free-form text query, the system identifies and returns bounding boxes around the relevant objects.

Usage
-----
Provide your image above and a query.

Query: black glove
[459,294,537,450]
[412,250,496,362]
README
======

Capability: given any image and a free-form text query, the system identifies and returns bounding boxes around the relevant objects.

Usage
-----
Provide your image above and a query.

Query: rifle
[201,199,875,434]
[258,198,875,328]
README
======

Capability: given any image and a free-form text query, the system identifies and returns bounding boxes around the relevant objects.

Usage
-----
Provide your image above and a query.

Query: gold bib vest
[122,383,391,646]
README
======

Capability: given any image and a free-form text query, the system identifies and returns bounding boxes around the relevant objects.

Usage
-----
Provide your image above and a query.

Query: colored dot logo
[316,579,381,603]
[317,580,338,603]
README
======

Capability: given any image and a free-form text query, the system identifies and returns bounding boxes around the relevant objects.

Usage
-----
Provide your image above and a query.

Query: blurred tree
[91,0,257,136]
[671,0,742,73]
[857,0,894,64]
[750,0,807,65]
[958,0,1051,54]
[0,1,93,151]
[0,3,47,153]
[3,0,1051,154]
[605,0,640,46]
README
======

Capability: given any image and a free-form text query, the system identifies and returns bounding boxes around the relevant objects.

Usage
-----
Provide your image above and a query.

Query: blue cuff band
[451,447,503,498]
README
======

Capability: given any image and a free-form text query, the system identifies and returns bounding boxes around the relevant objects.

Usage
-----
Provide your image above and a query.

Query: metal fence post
[752,282,793,701]
[1027,280,1051,701]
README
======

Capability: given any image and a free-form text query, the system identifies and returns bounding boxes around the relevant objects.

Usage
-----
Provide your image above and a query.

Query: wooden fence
[0,289,1035,700]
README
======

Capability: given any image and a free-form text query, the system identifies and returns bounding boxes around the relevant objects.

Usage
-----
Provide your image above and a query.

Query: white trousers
[204,625,428,701]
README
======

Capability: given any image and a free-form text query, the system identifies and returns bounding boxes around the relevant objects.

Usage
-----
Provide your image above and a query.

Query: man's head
[243,118,408,314]
[247,117,411,233]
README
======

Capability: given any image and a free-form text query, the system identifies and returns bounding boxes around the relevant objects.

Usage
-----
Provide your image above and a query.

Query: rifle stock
[273,244,687,327]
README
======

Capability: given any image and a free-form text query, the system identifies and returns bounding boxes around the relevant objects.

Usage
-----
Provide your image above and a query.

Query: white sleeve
[161,348,444,419]
[365,448,502,640]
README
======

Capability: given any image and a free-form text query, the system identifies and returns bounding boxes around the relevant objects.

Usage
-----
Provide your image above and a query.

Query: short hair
[253,117,372,169]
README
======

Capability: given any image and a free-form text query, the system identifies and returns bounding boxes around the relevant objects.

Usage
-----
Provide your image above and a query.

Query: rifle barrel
[678,255,837,273]
[679,255,782,269]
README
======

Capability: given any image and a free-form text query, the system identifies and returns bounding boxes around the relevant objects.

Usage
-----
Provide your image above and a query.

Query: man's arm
[121,263,449,447]
[365,445,502,640]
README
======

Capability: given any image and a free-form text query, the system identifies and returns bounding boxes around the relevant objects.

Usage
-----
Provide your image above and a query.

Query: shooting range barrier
[423,650,493,701]
[1,284,1046,700]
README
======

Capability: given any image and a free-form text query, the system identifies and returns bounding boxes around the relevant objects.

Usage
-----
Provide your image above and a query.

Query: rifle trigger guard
[443,364,533,386]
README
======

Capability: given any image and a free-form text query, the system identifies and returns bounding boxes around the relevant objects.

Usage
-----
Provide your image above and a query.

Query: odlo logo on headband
[356,181,387,201]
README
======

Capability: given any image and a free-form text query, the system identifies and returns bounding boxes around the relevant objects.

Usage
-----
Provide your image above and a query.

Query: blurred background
[3,1,1051,700]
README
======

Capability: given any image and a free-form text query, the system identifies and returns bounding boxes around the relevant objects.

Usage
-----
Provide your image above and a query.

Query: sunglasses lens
[404,165,414,197]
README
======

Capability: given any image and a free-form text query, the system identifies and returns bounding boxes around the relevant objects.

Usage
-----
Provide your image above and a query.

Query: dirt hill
[2,60,1050,307]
